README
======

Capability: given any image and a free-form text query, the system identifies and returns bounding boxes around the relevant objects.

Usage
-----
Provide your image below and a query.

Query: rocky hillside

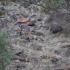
[0,2,70,70]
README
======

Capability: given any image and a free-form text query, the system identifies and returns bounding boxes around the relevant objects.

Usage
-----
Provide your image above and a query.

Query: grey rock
[20,24,30,32]
[15,49,23,55]
[33,31,45,36]
[16,63,26,68]
[11,56,25,61]
[50,24,63,34]
[0,6,5,12]
[53,64,61,68]
[33,44,42,51]
[54,66,70,70]
[64,49,70,57]
[52,55,62,60]
[14,25,20,31]
[51,55,62,63]
[10,14,18,22]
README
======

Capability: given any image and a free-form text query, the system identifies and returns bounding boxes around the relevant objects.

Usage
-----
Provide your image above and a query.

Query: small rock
[64,49,70,57]
[46,52,51,58]
[0,6,5,12]
[22,39,29,43]
[37,17,42,21]
[21,35,33,42]
[14,25,20,31]
[42,15,51,24]
[53,55,62,60]
[30,57,38,65]
[51,55,62,63]
[30,18,36,22]
[15,49,23,55]
[35,31,45,36]
[11,56,25,61]
[12,56,30,62]
[54,66,69,70]
[24,58,30,62]
[51,58,58,63]
[10,14,18,22]
[50,24,63,34]
[41,55,47,59]
[33,45,42,51]
[16,63,26,68]
[29,13,36,18]
[61,45,70,48]
[15,59,21,63]
[28,35,34,41]
[20,24,30,32]
[0,18,8,27]
[21,9,30,17]
[27,21,35,26]
[53,64,61,68]
[33,35,38,40]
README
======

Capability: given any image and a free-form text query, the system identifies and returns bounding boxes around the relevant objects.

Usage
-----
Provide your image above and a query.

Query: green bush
[0,30,11,70]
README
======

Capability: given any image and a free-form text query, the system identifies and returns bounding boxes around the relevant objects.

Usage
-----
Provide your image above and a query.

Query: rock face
[1,2,70,70]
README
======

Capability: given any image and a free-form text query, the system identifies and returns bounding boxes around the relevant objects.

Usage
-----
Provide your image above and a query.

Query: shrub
[0,30,11,70]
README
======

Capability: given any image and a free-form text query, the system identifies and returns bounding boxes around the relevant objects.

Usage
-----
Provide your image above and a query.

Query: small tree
[0,30,11,70]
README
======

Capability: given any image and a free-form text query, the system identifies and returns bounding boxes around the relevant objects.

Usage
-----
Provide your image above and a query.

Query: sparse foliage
[20,0,67,13]
[42,0,67,13]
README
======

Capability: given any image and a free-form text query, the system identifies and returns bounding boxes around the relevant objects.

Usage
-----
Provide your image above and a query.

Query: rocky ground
[0,2,70,70]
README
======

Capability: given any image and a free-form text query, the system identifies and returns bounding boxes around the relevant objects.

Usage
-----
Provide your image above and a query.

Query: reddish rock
[15,59,21,63]
[18,18,29,23]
